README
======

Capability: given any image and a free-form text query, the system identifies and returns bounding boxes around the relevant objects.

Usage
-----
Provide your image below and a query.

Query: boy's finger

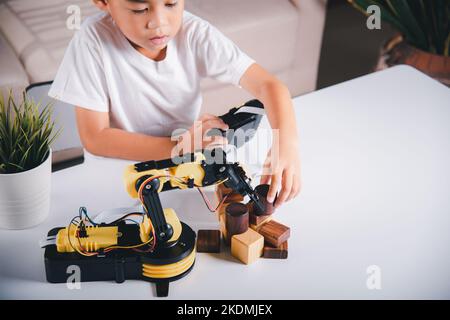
[212,135,228,145]
[287,175,300,202]
[275,170,293,208]
[260,174,270,185]
[205,135,228,149]
[204,118,229,130]
[209,116,229,128]
[199,113,216,121]
[267,173,280,203]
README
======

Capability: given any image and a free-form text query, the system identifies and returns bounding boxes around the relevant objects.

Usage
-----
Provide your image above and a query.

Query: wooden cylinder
[225,203,249,244]
[252,184,277,216]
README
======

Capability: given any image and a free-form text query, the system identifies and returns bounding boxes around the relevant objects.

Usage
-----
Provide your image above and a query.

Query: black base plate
[44,221,196,297]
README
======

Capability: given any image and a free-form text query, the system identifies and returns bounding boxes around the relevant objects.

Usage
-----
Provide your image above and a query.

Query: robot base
[44,222,196,297]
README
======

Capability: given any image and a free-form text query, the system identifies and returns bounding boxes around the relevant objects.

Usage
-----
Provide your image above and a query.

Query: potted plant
[0,90,60,229]
[348,0,450,85]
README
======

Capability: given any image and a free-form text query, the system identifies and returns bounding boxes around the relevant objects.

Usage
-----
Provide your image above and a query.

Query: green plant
[348,0,450,56]
[0,90,61,174]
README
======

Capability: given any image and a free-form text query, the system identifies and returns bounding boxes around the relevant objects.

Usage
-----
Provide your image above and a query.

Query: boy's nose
[147,9,168,30]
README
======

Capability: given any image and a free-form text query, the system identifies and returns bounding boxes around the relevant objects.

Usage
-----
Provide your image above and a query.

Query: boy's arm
[75,107,177,161]
[239,63,301,206]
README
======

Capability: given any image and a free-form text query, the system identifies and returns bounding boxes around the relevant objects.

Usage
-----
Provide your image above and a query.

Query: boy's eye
[131,2,177,14]
[132,8,148,14]
[166,2,178,8]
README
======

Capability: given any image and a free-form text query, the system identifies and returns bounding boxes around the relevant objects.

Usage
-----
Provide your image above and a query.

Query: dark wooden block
[223,192,244,204]
[258,220,290,247]
[224,202,249,245]
[246,202,271,227]
[252,184,278,215]
[196,230,221,253]
[216,183,244,203]
[263,241,288,259]
[249,211,272,226]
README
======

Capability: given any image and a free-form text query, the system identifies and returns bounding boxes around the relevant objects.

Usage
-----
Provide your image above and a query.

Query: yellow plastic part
[123,167,169,199]
[139,215,153,243]
[168,153,206,189]
[56,225,119,253]
[142,248,196,279]
[123,152,208,198]
[139,208,182,244]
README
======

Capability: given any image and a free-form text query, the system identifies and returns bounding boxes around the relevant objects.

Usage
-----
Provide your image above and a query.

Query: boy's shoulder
[181,10,215,43]
[182,10,207,28]
[75,11,116,46]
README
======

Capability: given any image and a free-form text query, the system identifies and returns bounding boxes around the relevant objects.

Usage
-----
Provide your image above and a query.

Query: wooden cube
[215,183,244,204]
[248,201,272,231]
[215,183,233,198]
[258,220,290,248]
[225,193,244,204]
[231,229,264,264]
[263,241,288,259]
[249,213,272,228]
[196,230,221,253]
[219,213,229,245]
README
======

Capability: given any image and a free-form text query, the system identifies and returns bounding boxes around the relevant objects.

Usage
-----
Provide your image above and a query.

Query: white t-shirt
[48,10,255,137]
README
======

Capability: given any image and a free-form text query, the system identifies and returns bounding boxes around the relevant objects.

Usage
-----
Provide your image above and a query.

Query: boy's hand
[177,113,229,153]
[260,141,301,208]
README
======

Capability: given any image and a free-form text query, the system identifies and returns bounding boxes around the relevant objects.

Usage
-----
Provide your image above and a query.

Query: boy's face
[95,0,184,58]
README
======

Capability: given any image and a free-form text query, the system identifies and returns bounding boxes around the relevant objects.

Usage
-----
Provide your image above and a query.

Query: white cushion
[0,31,29,95]
[0,0,97,83]
[0,0,297,85]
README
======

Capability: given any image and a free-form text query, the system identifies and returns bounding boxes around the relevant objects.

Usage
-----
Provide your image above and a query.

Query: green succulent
[0,90,61,174]
[348,0,450,56]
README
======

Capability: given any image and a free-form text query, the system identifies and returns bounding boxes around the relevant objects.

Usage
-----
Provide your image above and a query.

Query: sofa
[0,0,326,164]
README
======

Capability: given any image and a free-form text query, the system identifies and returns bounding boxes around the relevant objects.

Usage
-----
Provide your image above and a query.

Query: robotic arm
[123,147,265,247]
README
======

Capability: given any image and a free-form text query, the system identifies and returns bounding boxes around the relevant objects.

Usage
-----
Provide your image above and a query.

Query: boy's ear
[92,0,109,12]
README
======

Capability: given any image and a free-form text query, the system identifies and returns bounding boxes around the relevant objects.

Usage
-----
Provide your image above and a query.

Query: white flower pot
[0,149,52,229]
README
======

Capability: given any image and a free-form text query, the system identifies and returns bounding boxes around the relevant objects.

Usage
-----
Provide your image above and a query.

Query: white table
[1,65,449,299]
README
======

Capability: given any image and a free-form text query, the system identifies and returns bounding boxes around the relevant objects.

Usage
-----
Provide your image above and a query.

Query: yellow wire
[104,237,154,251]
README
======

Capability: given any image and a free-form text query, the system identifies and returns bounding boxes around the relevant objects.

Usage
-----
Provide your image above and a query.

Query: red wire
[196,187,230,212]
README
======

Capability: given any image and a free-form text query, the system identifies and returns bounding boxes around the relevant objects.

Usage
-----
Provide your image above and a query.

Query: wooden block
[249,211,272,227]
[231,229,264,264]
[216,183,244,204]
[196,230,221,253]
[258,220,290,247]
[223,193,244,204]
[216,202,229,220]
[248,203,272,230]
[214,184,222,202]
[215,183,232,200]
[225,202,249,245]
[252,184,277,215]
[216,183,231,198]
[263,241,288,259]
[219,213,228,245]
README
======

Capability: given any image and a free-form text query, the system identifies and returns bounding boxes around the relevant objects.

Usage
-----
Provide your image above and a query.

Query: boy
[48,0,300,208]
